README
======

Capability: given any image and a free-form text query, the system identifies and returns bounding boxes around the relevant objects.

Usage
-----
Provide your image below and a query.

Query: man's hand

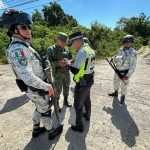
[65,59,73,65]
[59,60,66,67]
[122,76,129,80]
[48,87,54,96]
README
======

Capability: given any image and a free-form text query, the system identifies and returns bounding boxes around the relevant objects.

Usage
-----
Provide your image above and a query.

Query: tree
[32,10,44,25]
[42,2,65,26]
[89,22,111,49]
[42,2,77,27]
[116,13,150,45]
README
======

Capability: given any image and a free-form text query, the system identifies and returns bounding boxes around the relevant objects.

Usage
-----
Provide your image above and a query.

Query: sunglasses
[17,25,32,30]
[123,41,132,44]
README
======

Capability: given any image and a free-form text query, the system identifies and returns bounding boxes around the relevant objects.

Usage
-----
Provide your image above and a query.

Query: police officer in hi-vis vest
[66,31,95,132]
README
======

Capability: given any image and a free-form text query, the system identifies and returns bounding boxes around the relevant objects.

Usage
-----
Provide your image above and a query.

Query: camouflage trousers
[113,73,129,95]
[26,89,52,130]
[53,70,70,102]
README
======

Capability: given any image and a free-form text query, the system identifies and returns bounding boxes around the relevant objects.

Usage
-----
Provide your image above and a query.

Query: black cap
[69,31,83,45]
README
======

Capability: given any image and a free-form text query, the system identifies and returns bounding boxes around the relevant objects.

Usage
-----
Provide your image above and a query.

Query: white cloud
[0,0,7,9]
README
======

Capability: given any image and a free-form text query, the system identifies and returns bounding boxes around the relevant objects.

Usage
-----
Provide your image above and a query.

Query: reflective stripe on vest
[74,44,95,83]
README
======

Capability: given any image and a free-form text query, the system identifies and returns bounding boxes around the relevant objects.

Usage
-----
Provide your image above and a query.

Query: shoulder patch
[15,51,25,58]
[13,48,27,66]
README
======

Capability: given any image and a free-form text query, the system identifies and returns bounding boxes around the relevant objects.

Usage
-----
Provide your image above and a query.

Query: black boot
[71,125,84,132]
[120,95,125,105]
[108,91,118,96]
[32,126,47,138]
[64,97,72,108]
[48,125,63,140]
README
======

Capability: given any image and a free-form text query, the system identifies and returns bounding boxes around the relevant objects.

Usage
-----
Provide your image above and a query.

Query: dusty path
[0,54,150,150]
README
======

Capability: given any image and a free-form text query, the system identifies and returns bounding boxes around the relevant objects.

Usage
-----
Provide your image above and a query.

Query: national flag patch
[15,50,27,66]
[15,51,25,58]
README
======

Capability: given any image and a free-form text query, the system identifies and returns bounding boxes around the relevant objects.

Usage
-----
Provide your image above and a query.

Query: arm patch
[13,48,27,66]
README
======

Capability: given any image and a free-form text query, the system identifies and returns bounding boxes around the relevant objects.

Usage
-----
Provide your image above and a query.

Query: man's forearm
[68,66,79,74]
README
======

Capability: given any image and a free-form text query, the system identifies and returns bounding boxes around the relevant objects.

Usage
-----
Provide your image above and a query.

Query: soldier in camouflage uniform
[109,35,137,105]
[2,9,63,140]
[47,32,72,111]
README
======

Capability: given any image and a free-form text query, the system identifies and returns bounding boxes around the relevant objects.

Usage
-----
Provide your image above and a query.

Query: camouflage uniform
[109,35,137,105]
[47,33,72,108]
[7,37,53,131]
[2,8,63,140]
[113,46,137,95]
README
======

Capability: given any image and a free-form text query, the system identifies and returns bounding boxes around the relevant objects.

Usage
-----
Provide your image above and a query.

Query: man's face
[71,40,78,51]
[57,38,66,48]
[124,41,132,49]
[16,24,32,39]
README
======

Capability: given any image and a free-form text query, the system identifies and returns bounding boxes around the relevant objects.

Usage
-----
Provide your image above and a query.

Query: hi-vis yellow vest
[74,45,95,83]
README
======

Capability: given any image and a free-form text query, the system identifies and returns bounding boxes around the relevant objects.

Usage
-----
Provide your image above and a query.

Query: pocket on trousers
[26,92,38,103]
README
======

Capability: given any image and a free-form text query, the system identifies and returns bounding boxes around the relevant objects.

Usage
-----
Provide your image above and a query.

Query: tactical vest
[74,45,95,83]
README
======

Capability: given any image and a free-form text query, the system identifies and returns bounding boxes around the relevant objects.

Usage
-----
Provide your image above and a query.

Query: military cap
[58,32,68,42]
[69,31,83,45]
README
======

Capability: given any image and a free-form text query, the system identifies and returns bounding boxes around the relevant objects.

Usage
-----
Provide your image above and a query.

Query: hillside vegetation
[0,2,149,63]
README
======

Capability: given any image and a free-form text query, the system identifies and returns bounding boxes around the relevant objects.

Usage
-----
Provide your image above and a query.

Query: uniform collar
[55,44,64,51]
[11,37,29,46]
[123,46,133,51]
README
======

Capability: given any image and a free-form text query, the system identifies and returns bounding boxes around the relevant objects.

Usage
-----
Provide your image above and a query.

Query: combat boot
[108,91,118,97]
[64,96,72,108]
[32,125,47,138]
[120,95,125,105]
[48,125,63,140]
[71,125,84,132]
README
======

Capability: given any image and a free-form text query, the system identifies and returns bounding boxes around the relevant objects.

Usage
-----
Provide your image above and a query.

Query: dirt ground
[0,52,150,150]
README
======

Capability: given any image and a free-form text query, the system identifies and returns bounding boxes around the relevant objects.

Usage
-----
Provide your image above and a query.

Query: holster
[16,79,27,92]
[28,86,48,99]
[78,72,94,87]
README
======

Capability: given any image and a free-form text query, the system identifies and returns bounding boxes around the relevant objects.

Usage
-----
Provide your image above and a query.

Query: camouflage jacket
[47,44,72,73]
[7,37,52,91]
[113,47,137,78]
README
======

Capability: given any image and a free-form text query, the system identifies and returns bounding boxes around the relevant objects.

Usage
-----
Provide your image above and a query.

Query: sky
[0,0,150,29]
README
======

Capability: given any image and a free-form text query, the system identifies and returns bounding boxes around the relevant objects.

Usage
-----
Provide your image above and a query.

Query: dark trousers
[74,83,92,127]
